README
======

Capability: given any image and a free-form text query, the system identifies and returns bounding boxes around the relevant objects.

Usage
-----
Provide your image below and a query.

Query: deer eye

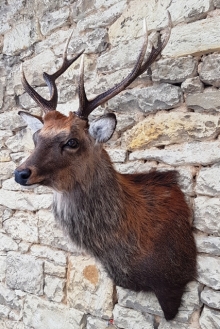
[64,138,79,149]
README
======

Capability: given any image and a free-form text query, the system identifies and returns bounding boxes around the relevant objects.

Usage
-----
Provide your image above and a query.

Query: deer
[14,14,197,321]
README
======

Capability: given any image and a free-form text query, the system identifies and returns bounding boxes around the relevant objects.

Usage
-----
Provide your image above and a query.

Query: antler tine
[76,12,172,118]
[21,29,84,113]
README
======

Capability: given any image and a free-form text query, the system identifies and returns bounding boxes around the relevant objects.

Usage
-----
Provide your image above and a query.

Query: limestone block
[109,0,212,46]
[0,319,24,329]
[72,0,97,21]
[77,1,126,31]
[3,20,41,56]
[0,150,11,162]
[44,261,66,278]
[0,304,10,318]
[199,306,220,329]
[194,196,220,235]
[38,209,78,252]
[0,162,15,180]
[19,87,50,109]
[0,131,13,149]
[214,0,220,7]
[0,256,6,281]
[0,111,24,131]
[197,255,220,289]
[195,235,220,256]
[5,128,34,152]
[163,16,220,57]
[40,8,70,36]
[30,244,67,266]
[3,211,38,243]
[152,57,198,83]
[0,233,18,252]
[44,275,65,302]
[158,318,192,329]
[181,77,204,95]
[6,252,44,295]
[123,112,220,151]
[0,79,5,110]
[106,148,127,163]
[67,255,114,319]
[0,189,52,211]
[199,53,220,87]
[114,161,157,175]
[196,166,220,196]
[129,141,220,166]
[187,89,220,111]
[201,287,220,309]
[23,294,86,329]
[113,304,154,329]
[117,281,200,322]
[0,282,23,311]
[108,84,183,113]
[87,316,111,329]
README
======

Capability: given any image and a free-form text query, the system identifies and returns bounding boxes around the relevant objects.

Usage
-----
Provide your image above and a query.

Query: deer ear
[19,111,44,133]
[89,113,117,143]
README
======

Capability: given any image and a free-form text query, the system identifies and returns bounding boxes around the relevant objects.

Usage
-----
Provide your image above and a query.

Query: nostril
[14,168,32,185]
[20,169,31,180]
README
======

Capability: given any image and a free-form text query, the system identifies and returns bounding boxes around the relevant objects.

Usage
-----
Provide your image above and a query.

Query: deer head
[15,14,171,191]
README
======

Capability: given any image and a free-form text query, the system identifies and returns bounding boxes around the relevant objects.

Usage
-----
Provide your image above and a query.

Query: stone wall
[1,0,220,328]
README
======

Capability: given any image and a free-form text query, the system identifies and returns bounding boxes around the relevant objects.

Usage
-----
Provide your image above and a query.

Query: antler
[21,30,84,113]
[76,12,172,118]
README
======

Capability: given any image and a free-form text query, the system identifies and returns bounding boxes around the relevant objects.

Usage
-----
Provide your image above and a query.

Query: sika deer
[14,15,197,320]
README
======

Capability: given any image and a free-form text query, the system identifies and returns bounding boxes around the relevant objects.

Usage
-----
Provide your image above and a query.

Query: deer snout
[14,168,32,186]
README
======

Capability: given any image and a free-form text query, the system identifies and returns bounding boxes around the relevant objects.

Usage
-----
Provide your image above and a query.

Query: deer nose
[14,168,32,186]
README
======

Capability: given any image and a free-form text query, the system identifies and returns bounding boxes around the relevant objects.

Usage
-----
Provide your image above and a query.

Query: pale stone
[163,16,220,57]
[44,275,65,302]
[0,304,10,318]
[44,261,66,278]
[201,287,220,309]
[0,162,16,180]
[0,233,18,252]
[186,90,220,112]
[114,113,136,133]
[123,112,220,151]
[158,319,191,329]
[3,20,41,55]
[117,281,201,322]
[199,306,220,328]
[77,1,126,31]
[38,209,78,252]
[3,211,38,243]
[129,141,220,166]
[0,111,27,131]
[40,8,70,36]
[87,316,111,329]
[0,319,24,329]
[197,255,220,289]
[106,148,127,163]
[0,150,11,162]
[67,255,114,319]
[107,84,183,113]
[214,0,220,7]
[200,53,220,87]
[195,235,220,256]
[19,242,30,253]
[0,283,23,311]
[0,189,52,211]
[19,86,50,109]
[194,196,220,235]
[113,304,154,329]
[114,161,156,175]
[196,166,220,196]
[0,256,6,281]
[30,244,67,266]
[152,57,198,83]
[181,77,204,94]
[6,252,44,295]
[23,294,86,329]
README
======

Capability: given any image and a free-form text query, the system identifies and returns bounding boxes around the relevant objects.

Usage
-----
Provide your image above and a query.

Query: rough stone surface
[23,295,86,329]
[0,233,18,252]
[106,148,127,162]
[181,77,204,94]
[195,235,220,256]
[113,304,154,329]
[196,166,220,196]
[163,16,220,57]
[40,8,70,36]
[197,255,220,289]
[214,0,220,8]
[201,287,220,309]
[67,255,114,319]
[129,141,220,166]
[152,57,198,83]
[194,196,220,235]
[44,275,65,302]
[108,84,183,113]
[200,53,220,87]
[87,316,111,329]
[6,252,44,295]
[186,90,220,112]
[30,244,67,266]
[123,112,220,150]
[199,306,220,328]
